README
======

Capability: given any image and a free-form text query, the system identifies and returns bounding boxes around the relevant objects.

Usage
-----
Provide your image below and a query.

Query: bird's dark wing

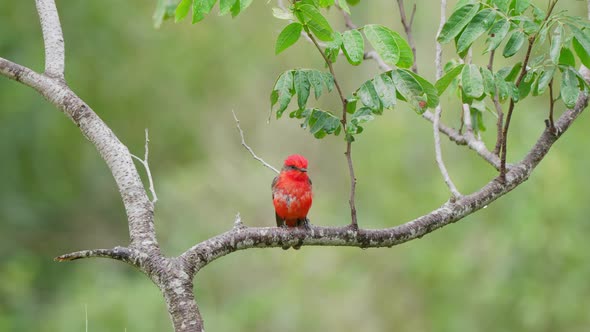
[271,175,278,198]
[275,212,285,227]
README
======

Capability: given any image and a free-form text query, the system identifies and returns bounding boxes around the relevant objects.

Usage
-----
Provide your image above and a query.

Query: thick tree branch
[35,0,65,79]
[182,90,588,273]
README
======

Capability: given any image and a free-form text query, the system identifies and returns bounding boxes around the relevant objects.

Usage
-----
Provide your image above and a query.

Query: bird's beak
[299,168,307,172]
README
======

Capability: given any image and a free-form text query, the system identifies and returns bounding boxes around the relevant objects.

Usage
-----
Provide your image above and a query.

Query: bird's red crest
[283,154,308,169]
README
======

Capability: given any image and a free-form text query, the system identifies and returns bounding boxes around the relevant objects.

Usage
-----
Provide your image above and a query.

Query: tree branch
[182,90,588,272]
[132,129,159,204]
[35,0,65,79]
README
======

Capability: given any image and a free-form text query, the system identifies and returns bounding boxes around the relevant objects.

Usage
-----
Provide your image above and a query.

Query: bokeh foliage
[1,1,589,331]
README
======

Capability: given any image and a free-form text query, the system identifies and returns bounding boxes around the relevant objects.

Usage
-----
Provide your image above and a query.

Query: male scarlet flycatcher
[272,154,312,228]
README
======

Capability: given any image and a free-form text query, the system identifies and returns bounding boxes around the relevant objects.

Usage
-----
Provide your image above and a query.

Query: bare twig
[501,0,558,180]
[35,0,65,79]
[432,0,460,198]
[306,32,358,228]
[131,129,158,205]
[364,51,392,72]
[397,0,418,73]
[232,110,279,174]
[487,50,504,156]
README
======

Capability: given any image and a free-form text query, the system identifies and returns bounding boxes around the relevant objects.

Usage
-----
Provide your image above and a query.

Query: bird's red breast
[272,154,313,227]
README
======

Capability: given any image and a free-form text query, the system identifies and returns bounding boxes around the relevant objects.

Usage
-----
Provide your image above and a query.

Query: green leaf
[503,30,525,58]
[437,4,481,44]
[276,23,303,54]
[372,73,397,110]
[406,70,439,108]
[341,30,364,65]
[356,80,382,112]
[175,0,192,22]
[307,109,342,138]
[271,7,294,20]
[271,70,294,118]
[294,70,311,109]
[457,9,496,53]
[220,0,238,16]
[512,0,531,15]
[485,18,510,53]
[536,66,555,94]
[480,66,496,96]
[324,31,342,63]
[307,70,325,100]
[493,0,510,12]
[435,64,465,95]
[192,0,216,23]
[390,69,428,113]
[390,31,414,69]
[363,24,401,67]
[230,0,253,17]
[550,25,563,64]
[338,0,351,14]
[559,47,576,67]
[561,68,580,108]
[461,64,484,98]
[570,26,590,69]
[297,4,335,41]
[518,72,535,100]
[348,107,375,135]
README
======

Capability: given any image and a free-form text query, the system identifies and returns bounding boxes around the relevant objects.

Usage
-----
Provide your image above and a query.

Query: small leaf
[356,80,382,112]
[341,30,364,65]
[435,64,465,95]
[493,0,510,12]
[307,109,342,138]
[406,70,439,108]
[485,18,510,53]
[512,0,531,15]
[276,23,303,54]
[230,0,253,17]
[271,7,294,20]
[461,64,484,98]
[457,9,496,53]
[390,69,428,113]
[271,71,295,118]
[559,47,576,67]
[561,68,580,108]
[570,26,590,69]
[175,0,192,22]
[390,31,414,69]
[363,24,401,66]
[372,73,397,110]
[219,0,238,16]
[536,66,555,94]
[503,30,525,58]
[549,25,563,64]
[297,4,335,41]
[437,4,481,44]
[192,0,216,23]
[480,67,496,96]
[294,70,311,109]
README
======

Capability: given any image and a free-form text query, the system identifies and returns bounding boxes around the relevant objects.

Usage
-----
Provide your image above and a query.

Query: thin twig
[131,129,158,204]
[462,49,474,134]
[232,110,279,174]
[432,0,460,198]
[501,0,558,180]
[306,32,358,228]
[397,0,418,73]
[548,79,555,132]
[488,50,504,156]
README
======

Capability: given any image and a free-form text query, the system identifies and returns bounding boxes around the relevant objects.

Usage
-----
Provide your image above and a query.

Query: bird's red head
[283,154,308,172]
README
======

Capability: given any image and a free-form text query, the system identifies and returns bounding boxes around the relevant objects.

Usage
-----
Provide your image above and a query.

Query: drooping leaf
[503,30,525,58]
[406,70,439,108]
[485,18,510,53]
[435,64,464,95]
[561,67,580,108]
[341,29,364,65]
[390,30,414,69]
[536,66,555,94]
[307,109,342,138]
[549,25,564,64]
[221,0,238,16]
[457,9,496,53]
[175,0,192,22]
[570,26,590,69]
[356,80,382,113]
[271,70,295,118]
[372,73,397,110]
[559,47,576,67]
[390,69,428,113]
[437,4,481,44]
[276,23,303,54]
[192,0,216,23]
[294,70,311,109]
[363,24,400,66]
[480,66,496,96]
[230,0,253,17]
[461,64,484,98]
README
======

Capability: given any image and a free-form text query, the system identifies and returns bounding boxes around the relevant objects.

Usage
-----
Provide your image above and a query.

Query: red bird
[272,154,313,228]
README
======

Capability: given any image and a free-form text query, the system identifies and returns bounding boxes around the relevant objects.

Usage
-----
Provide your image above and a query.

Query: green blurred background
[1,1,589,331]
